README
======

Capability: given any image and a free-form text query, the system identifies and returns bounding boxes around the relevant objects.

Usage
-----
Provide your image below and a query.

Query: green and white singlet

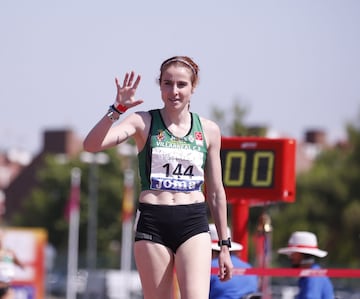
[138,109,208,192]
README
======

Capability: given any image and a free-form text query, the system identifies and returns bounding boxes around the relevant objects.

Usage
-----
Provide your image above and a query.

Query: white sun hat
[278,231,328,258]
[209,223,243,251]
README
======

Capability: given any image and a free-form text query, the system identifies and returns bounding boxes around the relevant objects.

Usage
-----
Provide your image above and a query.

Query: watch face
[218,239,231,247]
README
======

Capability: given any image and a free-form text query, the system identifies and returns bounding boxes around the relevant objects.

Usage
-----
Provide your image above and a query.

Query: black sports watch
[218,237,232,248]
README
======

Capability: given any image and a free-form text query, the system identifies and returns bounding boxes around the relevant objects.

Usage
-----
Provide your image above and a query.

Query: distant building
[1,129,82,223]
[0,148,31,190]
[296,129,330,173]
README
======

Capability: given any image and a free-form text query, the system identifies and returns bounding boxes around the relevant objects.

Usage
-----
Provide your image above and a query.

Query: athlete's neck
[160,108,192,138]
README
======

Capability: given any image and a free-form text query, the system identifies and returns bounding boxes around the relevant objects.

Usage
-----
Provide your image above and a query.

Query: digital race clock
[220,137,296,204]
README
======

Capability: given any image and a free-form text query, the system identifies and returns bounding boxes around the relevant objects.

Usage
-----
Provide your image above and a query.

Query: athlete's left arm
[202,118,233,281]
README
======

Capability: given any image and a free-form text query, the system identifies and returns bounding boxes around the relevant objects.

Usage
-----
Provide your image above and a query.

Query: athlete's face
[160,65,193,110]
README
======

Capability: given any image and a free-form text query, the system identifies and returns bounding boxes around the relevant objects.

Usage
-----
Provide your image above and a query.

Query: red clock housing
[220,137,296,205]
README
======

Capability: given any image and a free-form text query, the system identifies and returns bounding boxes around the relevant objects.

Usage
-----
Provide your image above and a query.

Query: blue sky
[1,0,359,154]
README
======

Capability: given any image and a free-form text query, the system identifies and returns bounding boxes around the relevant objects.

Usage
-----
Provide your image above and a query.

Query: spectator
[209,224,259,299]
[278,231,334,299]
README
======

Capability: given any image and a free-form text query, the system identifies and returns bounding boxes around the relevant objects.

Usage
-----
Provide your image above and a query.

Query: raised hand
[114,71,143,110]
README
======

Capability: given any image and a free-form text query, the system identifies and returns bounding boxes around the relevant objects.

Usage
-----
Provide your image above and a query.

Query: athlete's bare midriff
[139,190,205,205]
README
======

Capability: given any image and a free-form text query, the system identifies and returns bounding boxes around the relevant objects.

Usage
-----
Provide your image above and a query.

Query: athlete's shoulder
[129,110,152,124]
[198,116,221,134]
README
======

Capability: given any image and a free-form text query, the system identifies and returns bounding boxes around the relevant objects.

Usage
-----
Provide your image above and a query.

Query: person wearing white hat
[278,231,334,299]
[209,224,259,299]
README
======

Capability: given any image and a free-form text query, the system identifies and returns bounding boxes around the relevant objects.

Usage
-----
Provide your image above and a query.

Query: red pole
[255,212,273,299]
[231,199,249,261]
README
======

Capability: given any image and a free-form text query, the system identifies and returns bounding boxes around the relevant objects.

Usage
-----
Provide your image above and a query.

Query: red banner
[211,267,360,278]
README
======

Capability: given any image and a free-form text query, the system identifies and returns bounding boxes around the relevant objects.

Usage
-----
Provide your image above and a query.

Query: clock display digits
[221,150,275,188]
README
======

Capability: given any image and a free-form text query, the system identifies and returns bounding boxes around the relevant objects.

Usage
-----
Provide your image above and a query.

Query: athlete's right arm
[84,71,146,152]
[83,111,149,153]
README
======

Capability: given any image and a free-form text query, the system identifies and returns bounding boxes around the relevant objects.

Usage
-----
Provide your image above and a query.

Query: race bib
[150,147,204,192]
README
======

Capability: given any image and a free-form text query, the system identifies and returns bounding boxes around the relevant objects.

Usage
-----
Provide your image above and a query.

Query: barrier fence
[211,268,360,278]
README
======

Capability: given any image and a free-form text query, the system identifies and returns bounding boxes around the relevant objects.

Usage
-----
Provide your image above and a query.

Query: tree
[211,98,267,137]
[271,118,360,268]
[212,100,360,268]
[11,147,136,269]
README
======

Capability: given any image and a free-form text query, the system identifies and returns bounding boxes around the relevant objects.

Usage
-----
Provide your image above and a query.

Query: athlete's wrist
[106,105,121,123]
[113,103,128,114]
[218,238,232,248]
